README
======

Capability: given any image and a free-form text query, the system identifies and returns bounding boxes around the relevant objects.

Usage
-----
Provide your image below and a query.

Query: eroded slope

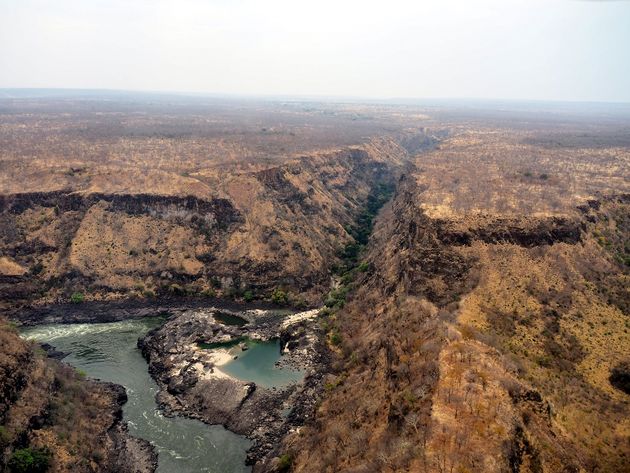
[280,130,630,473]
[0,137,413,312]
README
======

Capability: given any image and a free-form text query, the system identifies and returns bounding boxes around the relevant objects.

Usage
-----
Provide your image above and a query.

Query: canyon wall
[0,137,414,314]
[280,172,629,473]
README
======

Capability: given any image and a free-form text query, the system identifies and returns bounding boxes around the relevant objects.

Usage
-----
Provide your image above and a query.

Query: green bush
[291,296,308,310]
[325,286,349,309]
[319,307,332,318]
[200,288,216,298]
[338,243,362,262]
[615,253,630,267]
[271,288,288,305]
[277,453,292,472]
[70,292,84,304]
[339,271,355,285]
[8,447,51,473]
[226,287,243,300]
[30,262,44,275]
[330,330,342,346]
[243,290,254,302]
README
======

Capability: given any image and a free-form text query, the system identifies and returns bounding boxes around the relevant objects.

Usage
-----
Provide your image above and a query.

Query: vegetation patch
[271,288,288,305]
[277,453,293,472]
[8,447,51,473]
[335,182,395,274]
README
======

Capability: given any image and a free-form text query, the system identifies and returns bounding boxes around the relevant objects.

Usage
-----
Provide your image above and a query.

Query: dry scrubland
[282,122,630,473]
[0,98,424,196]
[0,98,430,310]
[416,128,628,217]
[0,96,629,472]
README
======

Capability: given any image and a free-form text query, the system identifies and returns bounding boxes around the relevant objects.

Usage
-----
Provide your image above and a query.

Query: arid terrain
[281,127,630,473]
[0,93,629,472]
[0,95,434,311]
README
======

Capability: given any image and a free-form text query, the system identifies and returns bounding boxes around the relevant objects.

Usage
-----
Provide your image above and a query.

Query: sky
[0,0,629,102]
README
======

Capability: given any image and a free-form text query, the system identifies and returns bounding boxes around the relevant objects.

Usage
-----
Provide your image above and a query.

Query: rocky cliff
[279,175,630,473]
[0,137,416,315]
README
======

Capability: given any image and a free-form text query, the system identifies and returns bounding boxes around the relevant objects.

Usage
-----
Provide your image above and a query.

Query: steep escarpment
[279,176,629,472]
[216,138,409,296]
[0,137,414,314]
[0,318,156,472]
[0,192,241,310]
[277,177,472,472]
[448,194,630,473]
[433,215,583,247]
[0,192,240,223]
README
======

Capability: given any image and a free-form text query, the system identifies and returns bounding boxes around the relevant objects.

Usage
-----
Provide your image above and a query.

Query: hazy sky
[1,0,629,102]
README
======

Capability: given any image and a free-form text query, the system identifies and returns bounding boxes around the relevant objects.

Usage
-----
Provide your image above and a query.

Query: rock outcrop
[138,307,328,468]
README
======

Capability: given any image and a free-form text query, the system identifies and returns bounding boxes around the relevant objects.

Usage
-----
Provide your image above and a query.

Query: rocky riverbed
[138,306,330,469]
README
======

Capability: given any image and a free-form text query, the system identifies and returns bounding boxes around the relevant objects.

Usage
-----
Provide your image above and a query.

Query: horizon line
[1,87,630,108]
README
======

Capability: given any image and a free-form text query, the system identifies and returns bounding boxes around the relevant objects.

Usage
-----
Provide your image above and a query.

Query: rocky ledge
[138,306,330,469]
[11,297,282,326]
[104,382,158,473]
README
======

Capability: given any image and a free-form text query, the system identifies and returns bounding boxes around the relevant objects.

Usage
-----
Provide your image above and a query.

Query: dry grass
[414,128,629,217]
[286,117,630,472]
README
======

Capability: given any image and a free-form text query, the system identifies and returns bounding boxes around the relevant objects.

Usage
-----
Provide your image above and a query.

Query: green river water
[221,339,304,389]
[21,318,251,473]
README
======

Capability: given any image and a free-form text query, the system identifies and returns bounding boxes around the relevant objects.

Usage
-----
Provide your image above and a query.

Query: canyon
[0,94,628,472]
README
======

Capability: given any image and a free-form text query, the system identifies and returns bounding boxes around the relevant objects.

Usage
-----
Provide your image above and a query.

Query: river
[21,318,252,473]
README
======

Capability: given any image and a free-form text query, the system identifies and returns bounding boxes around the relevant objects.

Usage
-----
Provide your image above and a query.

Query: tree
[8,447,51,473]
